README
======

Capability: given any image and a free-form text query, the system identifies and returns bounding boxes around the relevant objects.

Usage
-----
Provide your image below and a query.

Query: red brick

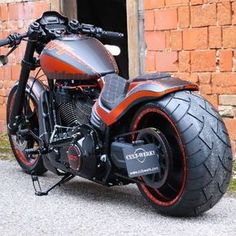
[0,70,3,86]
[189,73,199,83]
[178,6,190,28]
[213,85,236,94]
[165,0,189,6]
[174,72,189,81]
[0,96,5,105]
[165,31,171,49]
[31,1,50,19]
[3,66,12,81]
[183,28,208,50]
[145,31,166,50]
[11,64,21,80]
[212,73,236,87]
[0,119,6,132]
[191,51,216,72]
[199,84,212,95]
[191,4,216,27]
[209,26,221,49]
[16,43,27,63]
[224,118,236,140]
[179,51,190,72]
[155,9,178,30]
[232,2,236,25]
[144,0,165,9]
[8,3,18,20]
[220,50,233,72]
[170,30,182,50]
[7,21,20,32]
[198,73,211,84]
[144,10,155,31]
[23,2,34,20]
[0,106,6,121]
[174,73,198,83]
[223,27,236,48]
[155,51,178,72]
[145,51,155,72]
[0,4,8,21]
[217,1,231,26]
[191,0,203,5]
[9,3,25,20]
[4,80,14,89]
[203,94,218,108]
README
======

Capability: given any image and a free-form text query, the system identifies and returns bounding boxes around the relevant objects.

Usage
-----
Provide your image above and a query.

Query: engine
[53,82,100,178]
[55,82,98,126]
[66,126,98,178]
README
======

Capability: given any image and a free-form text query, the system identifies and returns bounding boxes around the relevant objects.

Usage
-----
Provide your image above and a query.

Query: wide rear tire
[131,91,232,216]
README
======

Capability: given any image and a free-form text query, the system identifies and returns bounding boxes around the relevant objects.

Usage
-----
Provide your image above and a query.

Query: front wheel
[131,91,232,216]
[7,84,47,175]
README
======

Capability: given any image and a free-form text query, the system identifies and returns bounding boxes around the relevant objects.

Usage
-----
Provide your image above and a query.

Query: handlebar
[0,17,124,49]
[0,33,28,47]
[0,38,11,47]
[78,23,124,39]
[101,31,124,39]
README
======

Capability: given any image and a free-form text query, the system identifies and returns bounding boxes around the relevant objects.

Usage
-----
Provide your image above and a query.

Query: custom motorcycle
[0,11,232,216]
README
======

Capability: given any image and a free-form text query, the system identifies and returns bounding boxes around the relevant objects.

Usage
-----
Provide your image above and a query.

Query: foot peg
[31,173,74,196]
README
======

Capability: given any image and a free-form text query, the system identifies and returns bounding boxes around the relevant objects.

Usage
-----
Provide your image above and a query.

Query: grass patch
[0,133,13,160]
[228,161,236,195]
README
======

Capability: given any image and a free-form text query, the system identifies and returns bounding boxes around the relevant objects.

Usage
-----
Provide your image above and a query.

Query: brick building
[0,0,236,156]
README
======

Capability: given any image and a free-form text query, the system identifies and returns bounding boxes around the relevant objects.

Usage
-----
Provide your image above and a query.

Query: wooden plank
[126,0,140,78]
[50,0,61,12]
[60,0,77,19]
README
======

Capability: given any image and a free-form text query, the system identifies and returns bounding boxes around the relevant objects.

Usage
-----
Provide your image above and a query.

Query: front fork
[8,22,42,135]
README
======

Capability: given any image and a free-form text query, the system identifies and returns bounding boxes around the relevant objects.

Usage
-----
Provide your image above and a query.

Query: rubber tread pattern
[140,91,232,216]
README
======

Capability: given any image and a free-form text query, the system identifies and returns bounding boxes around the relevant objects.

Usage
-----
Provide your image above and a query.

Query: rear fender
[94,76,198,126]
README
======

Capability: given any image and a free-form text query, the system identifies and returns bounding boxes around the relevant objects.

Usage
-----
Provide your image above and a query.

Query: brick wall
[0,0,50,131]
[144,0,236,157]
[1,0,236,157]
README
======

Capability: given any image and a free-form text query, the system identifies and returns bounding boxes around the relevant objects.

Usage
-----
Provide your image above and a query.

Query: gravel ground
[0,160,236,236]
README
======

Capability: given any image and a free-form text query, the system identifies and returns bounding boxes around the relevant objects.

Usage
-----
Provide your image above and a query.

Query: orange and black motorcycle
[0,12,232,216]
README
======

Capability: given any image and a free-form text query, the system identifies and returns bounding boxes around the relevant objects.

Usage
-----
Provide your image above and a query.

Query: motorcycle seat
[100,74,129,110]
[131,72,170,82]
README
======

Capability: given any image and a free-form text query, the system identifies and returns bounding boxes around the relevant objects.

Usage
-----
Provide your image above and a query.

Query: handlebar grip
[0,38,10,47]
[102,31,124,39]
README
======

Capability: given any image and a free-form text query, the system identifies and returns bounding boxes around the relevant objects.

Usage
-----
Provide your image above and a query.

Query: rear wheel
[131,91,232,216]
[7,84,47,175]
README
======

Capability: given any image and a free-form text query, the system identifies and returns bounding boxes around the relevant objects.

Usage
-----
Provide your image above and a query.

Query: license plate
[123,143,160,178]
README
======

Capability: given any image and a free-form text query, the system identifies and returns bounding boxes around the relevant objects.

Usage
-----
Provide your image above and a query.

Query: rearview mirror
[104,45,121,56]
[0,55,8,67]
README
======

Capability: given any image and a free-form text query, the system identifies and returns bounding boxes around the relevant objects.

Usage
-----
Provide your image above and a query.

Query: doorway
[77,0,129,78]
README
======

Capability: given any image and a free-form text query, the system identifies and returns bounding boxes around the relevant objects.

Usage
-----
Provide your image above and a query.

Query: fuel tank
[40,35,119,80]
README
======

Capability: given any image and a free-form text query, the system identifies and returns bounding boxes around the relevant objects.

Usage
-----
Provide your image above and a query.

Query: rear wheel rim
[132,107,187,207]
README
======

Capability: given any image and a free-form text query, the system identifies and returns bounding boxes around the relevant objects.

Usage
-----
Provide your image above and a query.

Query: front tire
[131,91,232,216]
[7,84,47,175]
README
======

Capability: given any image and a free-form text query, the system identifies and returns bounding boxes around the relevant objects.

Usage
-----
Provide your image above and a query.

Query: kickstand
[31,173,75,196]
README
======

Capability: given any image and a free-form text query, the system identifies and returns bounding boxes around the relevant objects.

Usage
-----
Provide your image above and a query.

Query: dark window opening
[77,0,129,78]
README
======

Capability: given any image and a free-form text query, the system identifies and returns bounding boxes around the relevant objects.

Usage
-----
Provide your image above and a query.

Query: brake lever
[6,44,17,56]
[8,33,22,47]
